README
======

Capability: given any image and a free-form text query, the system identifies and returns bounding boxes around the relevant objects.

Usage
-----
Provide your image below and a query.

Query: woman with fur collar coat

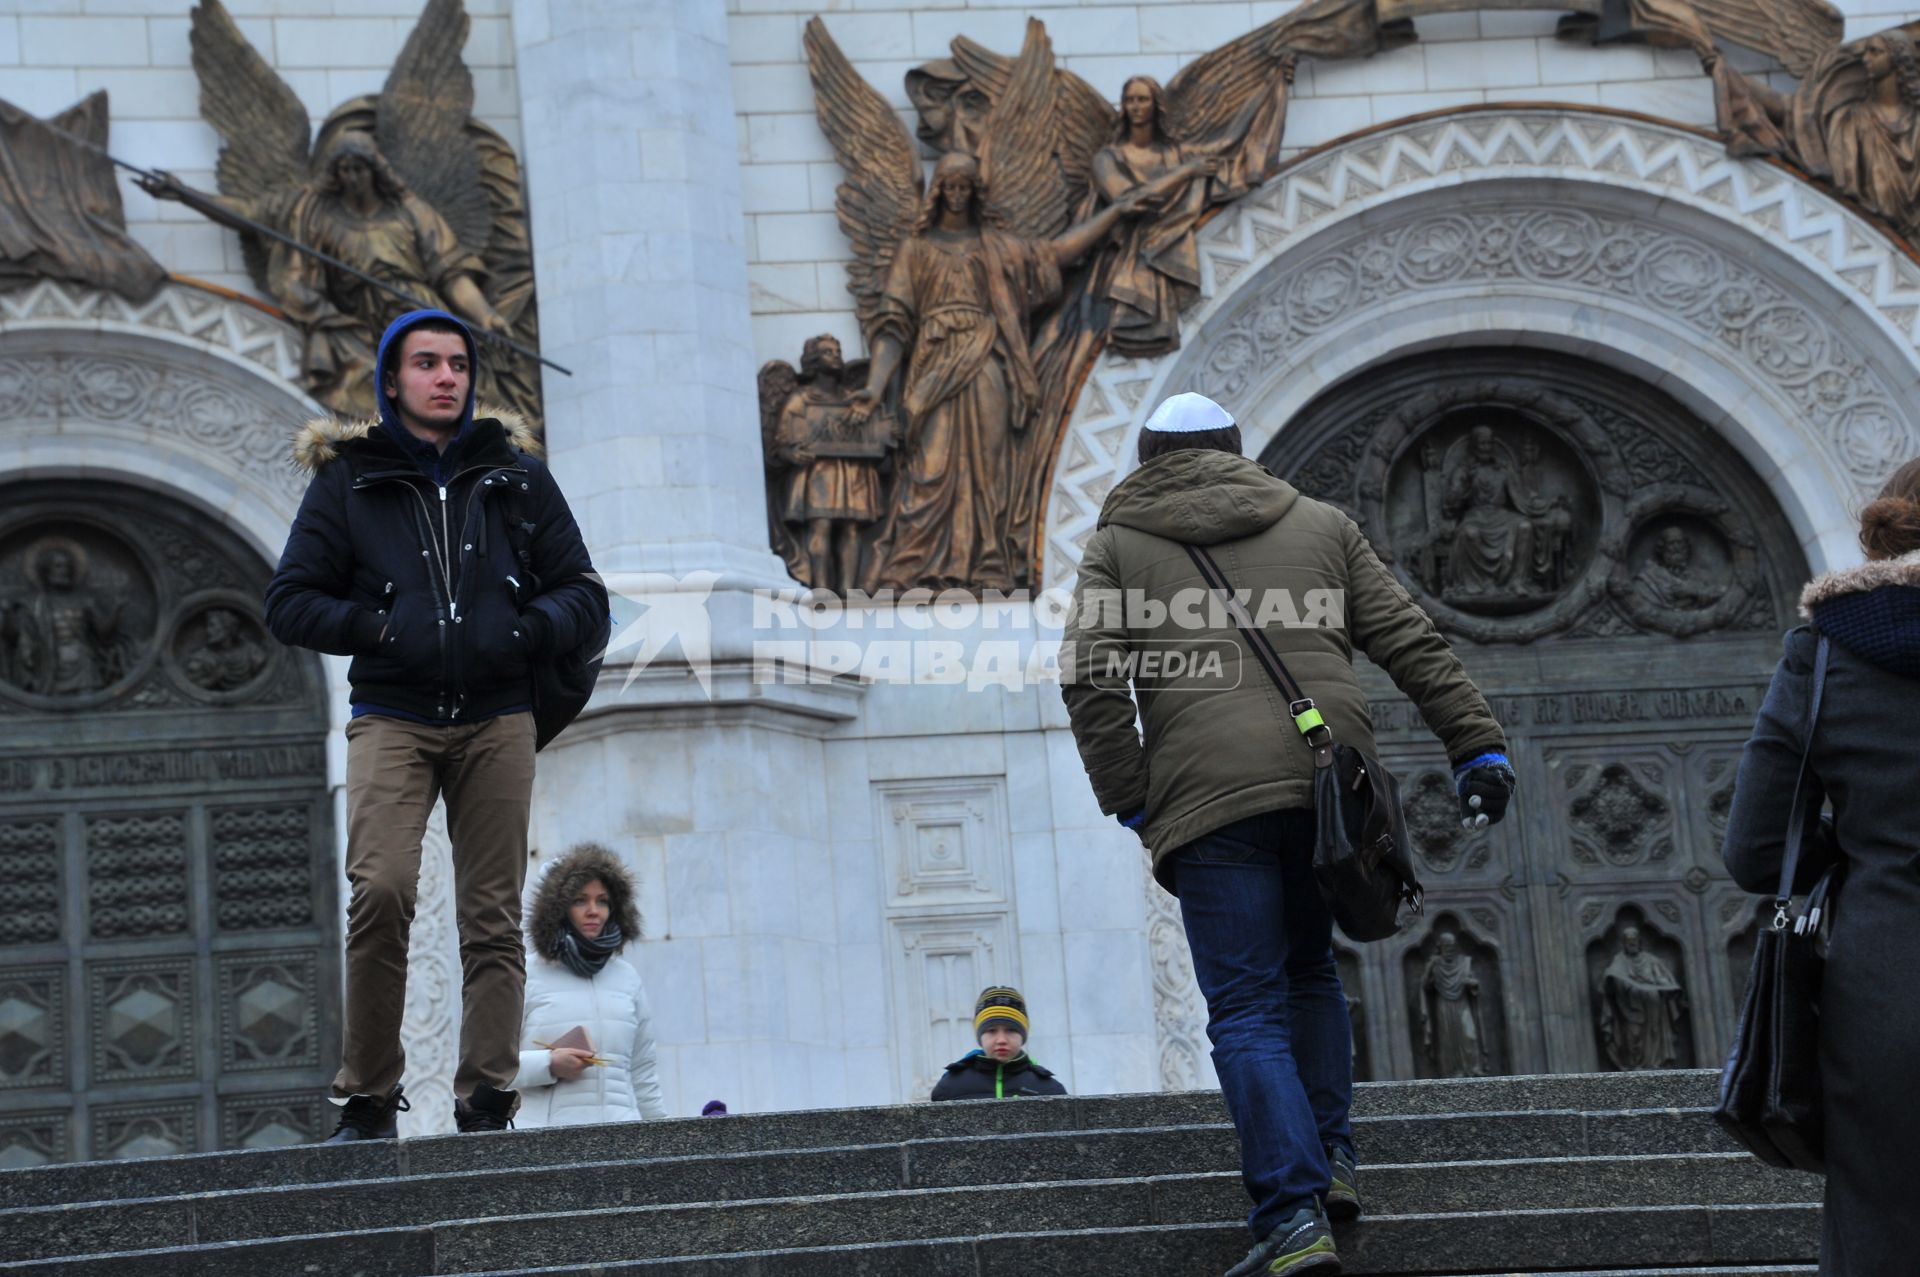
[1722,459,1920,1276]
[512,844,668,1125]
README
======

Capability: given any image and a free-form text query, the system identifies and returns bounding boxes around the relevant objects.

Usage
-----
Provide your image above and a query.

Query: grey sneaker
[1221,1205,1341,1277]
[1325,1143,1360,1222]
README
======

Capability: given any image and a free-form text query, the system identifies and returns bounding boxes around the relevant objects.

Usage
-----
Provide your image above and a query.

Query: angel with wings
[1599,0,1920,240]
[808,19,1145,592]
[135,0,541,424]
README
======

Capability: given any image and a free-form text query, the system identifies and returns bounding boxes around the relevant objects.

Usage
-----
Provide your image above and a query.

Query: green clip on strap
[1292,705,1326,738]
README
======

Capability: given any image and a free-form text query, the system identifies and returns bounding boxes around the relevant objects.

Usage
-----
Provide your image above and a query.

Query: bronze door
[0,482,337,1163]
[1262,351,1806,1080]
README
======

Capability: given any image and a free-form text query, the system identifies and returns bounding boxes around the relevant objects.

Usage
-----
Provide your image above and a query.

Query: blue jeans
[1171,808,1353,1241]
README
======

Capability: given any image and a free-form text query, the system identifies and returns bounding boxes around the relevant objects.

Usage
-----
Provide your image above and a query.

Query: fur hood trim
[1797,548,1920,617]
[291,405,540,473]
[527,843,641,959]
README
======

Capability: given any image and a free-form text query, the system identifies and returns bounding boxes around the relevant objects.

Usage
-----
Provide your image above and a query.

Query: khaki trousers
[334,711,535,1100]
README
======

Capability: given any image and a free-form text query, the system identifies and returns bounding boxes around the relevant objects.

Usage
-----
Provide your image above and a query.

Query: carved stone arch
[0,280,319,565]
[1048,107,1920,590]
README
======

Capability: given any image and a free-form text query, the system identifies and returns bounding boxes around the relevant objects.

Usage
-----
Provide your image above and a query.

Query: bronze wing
[950,34,1115,209]
[188,0,312,291]
[1161,0,1382,146]
[1684,0,1844,78]
[804,17,923,341]
[979,19,1071,240]
[376,0,492,254]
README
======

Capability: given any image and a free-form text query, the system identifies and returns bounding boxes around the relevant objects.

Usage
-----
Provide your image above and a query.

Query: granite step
[0,1144,1816,1264]
[0,1175,1812,1275]
[0,1069,1718,1212]
[0,1204,1823,1277]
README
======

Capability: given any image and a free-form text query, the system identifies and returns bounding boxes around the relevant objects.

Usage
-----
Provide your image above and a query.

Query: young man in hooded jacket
[1061,393,1514,1276]
[265,309,607,1138]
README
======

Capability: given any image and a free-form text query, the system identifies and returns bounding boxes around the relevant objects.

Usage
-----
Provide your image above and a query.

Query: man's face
[812,337,844,375]
[1438,933,1458,958]
[1658,530,1690,571]
[1622,927,1641,956]
[1122,80,1156,128]
[939,172,976,217]
[385,328,470,435]
[980,1025,1023,1061]
[41,550,73,591]
[206,610,233,644]
[1472,429,1495,460]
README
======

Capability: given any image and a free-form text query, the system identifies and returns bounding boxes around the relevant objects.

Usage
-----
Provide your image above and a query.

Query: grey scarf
[552,920,623,979]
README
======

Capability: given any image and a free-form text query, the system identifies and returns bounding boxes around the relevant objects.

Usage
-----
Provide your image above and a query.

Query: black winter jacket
[929,1051,1067,1101]
[264,411,606,722]
[1723,554,1920,1276]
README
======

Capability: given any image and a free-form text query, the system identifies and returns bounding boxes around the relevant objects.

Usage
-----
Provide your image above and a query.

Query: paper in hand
[548,1025,594,1053]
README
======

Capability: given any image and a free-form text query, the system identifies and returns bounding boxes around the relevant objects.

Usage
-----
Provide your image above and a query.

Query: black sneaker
[453,1082,519,1133]
[322,1085,409,1143]
[1325,1143,1360,1222]
[1222,1205,1340,1277]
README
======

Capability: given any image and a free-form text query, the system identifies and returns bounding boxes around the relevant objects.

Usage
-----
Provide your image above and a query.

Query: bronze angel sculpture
[804,0,1394,591]
[1595,0,1920,242]
[136,0,542,426]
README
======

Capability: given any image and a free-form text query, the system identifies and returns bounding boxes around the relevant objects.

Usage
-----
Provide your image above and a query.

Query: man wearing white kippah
[1060,392,1513,1277]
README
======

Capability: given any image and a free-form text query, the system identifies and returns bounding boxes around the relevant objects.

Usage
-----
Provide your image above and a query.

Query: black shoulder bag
[1712,633,1837,1172]
[503,482,611,753]
[1184,544,1423,942]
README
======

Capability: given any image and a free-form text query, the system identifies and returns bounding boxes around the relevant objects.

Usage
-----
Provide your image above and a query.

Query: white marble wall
[4,0,522,303]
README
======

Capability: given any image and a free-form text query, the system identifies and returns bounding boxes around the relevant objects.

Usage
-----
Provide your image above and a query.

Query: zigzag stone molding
[1047,107,1920,589]
[0,280,317,508]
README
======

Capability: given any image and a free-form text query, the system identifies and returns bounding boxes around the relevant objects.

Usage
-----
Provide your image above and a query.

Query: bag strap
[1183,542,1336,770]
[1773,633,1830,928]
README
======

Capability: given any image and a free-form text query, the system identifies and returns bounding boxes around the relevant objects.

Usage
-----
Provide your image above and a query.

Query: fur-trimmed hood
[527,844,641,959]
[292,406,540,474]
[1797,549,1920,615]
[1798,549,1920,679]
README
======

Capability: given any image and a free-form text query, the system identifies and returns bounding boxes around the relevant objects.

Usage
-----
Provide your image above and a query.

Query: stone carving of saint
[1597,925,1688,1071]
[1085,68,1294,358]
[1634,527,1723,612]
[1441,426,1557,602]
[0,542,137,696]
[1419,932,1489,1078]
[855,153,1137,591]
[762,335,892,596]
[181,608,268,693]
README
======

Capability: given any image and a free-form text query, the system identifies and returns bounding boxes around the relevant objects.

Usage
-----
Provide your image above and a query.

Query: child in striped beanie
[930,986,1069,1101]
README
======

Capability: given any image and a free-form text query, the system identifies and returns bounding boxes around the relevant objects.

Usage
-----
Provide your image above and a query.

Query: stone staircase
[0,1070,1820,1276]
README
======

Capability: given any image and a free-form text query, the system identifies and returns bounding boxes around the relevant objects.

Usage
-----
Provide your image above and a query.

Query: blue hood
[375,308,479,484]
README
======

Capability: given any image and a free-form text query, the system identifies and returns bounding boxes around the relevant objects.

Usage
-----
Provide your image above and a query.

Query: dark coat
[1722,554,1920,1277]
[929,1051,1067,1102]
[264,409,605,723]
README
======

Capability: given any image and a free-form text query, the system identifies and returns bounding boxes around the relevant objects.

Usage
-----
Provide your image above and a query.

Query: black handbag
[1712,633,1836,1173]
[502,486,611,753]
[1184,544,1423,942]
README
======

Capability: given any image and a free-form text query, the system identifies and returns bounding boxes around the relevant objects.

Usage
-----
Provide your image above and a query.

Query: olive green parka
[1061,448,1507,889]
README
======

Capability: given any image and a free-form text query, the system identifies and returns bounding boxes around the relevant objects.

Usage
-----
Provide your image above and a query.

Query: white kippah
[1142,392,1235,435]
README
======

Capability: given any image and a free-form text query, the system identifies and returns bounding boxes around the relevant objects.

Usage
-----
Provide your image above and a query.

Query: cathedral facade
[1,0,1915,1161]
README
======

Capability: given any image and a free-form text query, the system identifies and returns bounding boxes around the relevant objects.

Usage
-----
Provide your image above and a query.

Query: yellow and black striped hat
[973,986,1030,1040]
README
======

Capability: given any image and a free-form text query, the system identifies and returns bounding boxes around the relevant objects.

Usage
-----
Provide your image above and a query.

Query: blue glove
[1452,753,1516,830]
[1117,809,1147,831]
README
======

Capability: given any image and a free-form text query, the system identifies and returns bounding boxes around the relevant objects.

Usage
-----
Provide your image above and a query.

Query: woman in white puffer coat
[512,843,668,1125]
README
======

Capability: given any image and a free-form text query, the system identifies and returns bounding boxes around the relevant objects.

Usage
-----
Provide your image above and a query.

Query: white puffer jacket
[511,952,668,1126]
